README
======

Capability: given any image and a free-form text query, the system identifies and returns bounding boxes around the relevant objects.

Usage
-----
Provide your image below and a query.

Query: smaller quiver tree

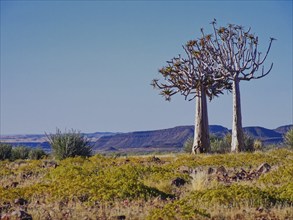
[201,20,275,152]
[47,128,92,160]
[152,39,231,154]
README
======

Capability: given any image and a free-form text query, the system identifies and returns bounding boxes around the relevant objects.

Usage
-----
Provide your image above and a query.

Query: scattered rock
[21,172,33,179]
[111,215,126,220]
[150,156,161,163]
[178,166,190,174]
[256,206,264,212]
[77,194,89,202]
[11,210,32,220]
[233,168,248,181]
[1,214,10,220]
[216,166,228,176]
[256,163,271,174]
[4,182,18,189]
[0,202,11,212]
[34,200,40,206]
[171,177,186,187]
[207,167,214,174]
[14,198,28,206]
[11,182,19,188]
[42,160,58,168]
[214,163,272,184]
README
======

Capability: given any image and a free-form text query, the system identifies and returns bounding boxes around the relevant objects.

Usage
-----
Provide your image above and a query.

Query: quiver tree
[201,20,275,152]
[151,40,231,154]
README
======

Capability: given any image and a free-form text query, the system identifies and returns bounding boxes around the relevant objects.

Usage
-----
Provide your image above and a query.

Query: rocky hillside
[1,125,291,153]
[243,125,293,145]
[93,125,292,152]
[93,126,194,152]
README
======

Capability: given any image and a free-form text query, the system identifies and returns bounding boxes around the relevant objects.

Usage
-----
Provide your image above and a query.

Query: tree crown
[201,19,275,81]
[152,37,232,101]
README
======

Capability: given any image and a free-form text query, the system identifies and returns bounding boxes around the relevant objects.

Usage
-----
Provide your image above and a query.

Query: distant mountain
[242,125,293,145]
[0,132,116,143]
[209,125,230,137]
[94,126,193,152]
[243,126,281,138]
[242,126,284,145]
[94,125,292,152]
[274,125,293,134]
[94,125,231,152]
[1,125,291,153]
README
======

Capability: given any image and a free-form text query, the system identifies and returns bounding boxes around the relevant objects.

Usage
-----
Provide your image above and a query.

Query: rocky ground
[0,149,292,219]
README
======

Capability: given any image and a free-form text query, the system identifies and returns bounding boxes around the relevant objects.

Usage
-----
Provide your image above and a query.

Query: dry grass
[1,149,292,219]
[190,170,210,191]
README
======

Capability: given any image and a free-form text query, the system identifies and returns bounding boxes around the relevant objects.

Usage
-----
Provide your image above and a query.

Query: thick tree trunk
[192,86,210,154]
[231,79,244,152]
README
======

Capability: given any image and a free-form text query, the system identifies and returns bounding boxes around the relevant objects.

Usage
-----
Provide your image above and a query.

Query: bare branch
[203,22,274,81]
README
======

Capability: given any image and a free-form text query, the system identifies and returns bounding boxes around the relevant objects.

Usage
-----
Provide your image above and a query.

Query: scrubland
[0,149,292,219]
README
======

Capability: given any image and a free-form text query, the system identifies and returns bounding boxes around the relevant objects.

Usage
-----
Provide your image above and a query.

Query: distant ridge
[274,125,293,134]
[243,126,281,137]
[93,126,194,151]
[242,125,293,145]
[93,125,291,152]
[1,125,292,153]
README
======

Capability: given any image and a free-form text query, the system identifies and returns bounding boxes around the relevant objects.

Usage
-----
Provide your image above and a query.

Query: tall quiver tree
[151,39,231,154]
[204,20,275,152]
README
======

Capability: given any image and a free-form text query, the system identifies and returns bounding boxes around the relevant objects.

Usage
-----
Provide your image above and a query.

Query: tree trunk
[231,79,244,152]
[192,86,210,154]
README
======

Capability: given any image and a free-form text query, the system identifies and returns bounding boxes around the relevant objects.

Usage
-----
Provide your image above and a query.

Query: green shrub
[32,156,173,203]
[0,143,12,160]
[28,148,47,160]
[183,137,193,153]
[210,133,256,153]
[284,129,293,149]
[147,184,288,219]
[243,133,255,152]
[253,139,263,151]
[210,134,230,153]
[11,146,30,160]
[184,134,232,154]
[47,128,92,160]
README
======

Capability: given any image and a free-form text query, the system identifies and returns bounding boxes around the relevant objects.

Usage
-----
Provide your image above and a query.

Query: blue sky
[1,1,292,135]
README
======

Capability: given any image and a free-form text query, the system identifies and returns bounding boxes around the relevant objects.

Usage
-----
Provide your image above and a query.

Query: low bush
[47,128,92,160]
[0,143,12,160]
[243,133,255,152]
[183,133,257,154]
[253,139,263,151]
[28,148,47,160]
[11,146,30,160]
[284,129,293,149]
[183,137,193,153]
[210,134,230,153]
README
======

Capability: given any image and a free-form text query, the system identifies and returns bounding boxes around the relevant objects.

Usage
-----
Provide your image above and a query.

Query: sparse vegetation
[28,148,47,160]
[0,144,47,161]
[253,139,263,151]
[210,134,231,153]
[47,128,93,160]
[0,143,12,160]
[184,132,257,154]
[11,146,30,160]
[183,137,193,153]
[284,129,293,149]
[0,149,292,219]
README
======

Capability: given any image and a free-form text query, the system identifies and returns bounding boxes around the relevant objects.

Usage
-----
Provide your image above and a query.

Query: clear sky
[1,0,292,135]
